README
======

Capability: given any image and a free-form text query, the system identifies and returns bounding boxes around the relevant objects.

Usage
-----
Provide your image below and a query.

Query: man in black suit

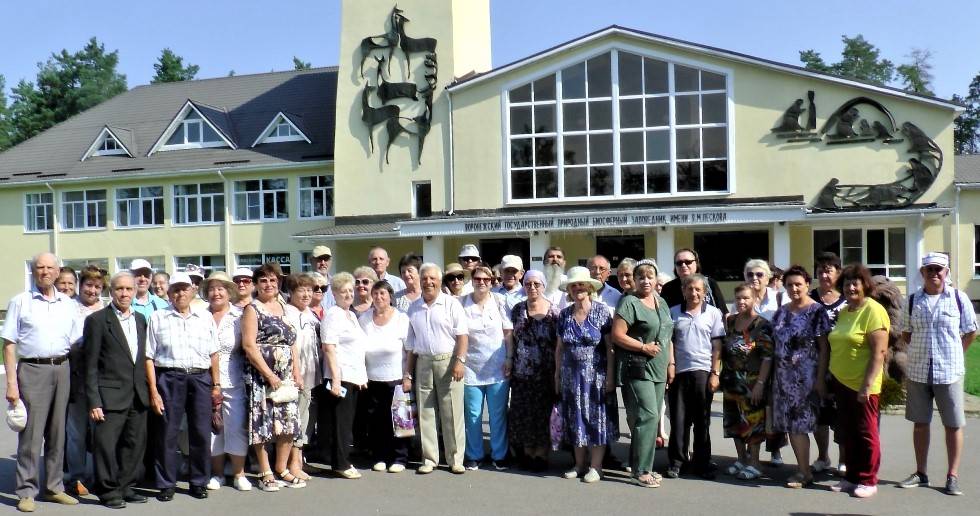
[84,272,149,509]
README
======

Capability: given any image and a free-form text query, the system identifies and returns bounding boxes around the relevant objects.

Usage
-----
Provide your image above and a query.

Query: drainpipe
[45,182,59,257]
[954,185,961,288]
[447,89,456,216]
[217,170,233,269]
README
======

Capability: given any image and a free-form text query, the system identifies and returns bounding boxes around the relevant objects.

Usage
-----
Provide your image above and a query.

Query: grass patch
[966,340,980,397]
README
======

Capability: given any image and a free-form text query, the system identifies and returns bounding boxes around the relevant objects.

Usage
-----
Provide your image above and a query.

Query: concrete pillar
[656,226,675,276]
[906,215,924,292]
[772,222,790,270]
[423,236,445,268]
[529,231,551,271]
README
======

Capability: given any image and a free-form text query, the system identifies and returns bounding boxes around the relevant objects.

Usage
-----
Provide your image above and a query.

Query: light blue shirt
[493,285,527,314]
[1,287,78,358]
[132,293,169,320]
[670,302,725,373]
[379,272,406,292]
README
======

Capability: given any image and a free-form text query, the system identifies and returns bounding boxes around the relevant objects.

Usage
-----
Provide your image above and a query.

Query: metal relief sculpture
[357,5,438,166]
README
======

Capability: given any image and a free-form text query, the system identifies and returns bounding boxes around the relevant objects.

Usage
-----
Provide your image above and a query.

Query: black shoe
[464,459,480,471]
[123,493,148,504]
[189,486,208,499]
[530,457,548,473]
[697,468,717,480]
[603,454,627,471]
[492,458,511,471]
[156,488,175,502]
[666,465,681,479]
[103,498,126,509]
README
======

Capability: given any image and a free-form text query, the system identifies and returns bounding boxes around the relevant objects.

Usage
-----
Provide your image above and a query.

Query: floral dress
[720,316,774,443]
[770,303,832,434]
[244,299,300,444]
[557,302,614,447]
[508,300,559,449]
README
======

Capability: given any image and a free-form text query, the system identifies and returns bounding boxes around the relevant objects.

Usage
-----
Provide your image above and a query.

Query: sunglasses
[472,277,492,283]
[525,282,543,289]
[234,277,252,284]
[745,272,766,279]
[459,256,480,263]
[445,274,465,282]
[675,259,696,267]
[312,286,326,292]
[355,279,373,286]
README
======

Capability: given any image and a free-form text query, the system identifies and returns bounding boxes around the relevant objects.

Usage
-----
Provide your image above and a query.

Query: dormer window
[166,111,222,146]
[99,136,124,154]
[81,126,134,160]
[251,112,311,147]
[149,100,236,155]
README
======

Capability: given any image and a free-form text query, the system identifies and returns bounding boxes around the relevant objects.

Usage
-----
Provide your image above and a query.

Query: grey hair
[419,262,442,278]
[308,272,328,286]
[681,273,707,291]
[109,271,136,288]
[657,272,673,285]
[331,272,354,292]
[352,266,379,282]
[31,252,58,269]
[617,257,637,273]
[743,258,772,280]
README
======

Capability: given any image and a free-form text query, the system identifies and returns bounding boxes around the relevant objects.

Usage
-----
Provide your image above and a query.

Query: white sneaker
[582,468,602,483]
[837,463,847,476]
[372,462,386,472]
[206,476,222,490]
[812,459,831,473]
[388,463,406,473]
[233,476,252,491]
[852,484,877,498]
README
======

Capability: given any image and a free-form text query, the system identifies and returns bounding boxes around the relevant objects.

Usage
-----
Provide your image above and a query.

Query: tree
[800,34,894,85]
[953,72,980,154]
[293,56,312,70]
[7,37,127,146]
[152,48,199,83]
[227,70,236,77]
[896,48,934,96]
[0,74,11,151]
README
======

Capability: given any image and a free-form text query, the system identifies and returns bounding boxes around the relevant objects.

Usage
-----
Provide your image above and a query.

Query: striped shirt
[899,287,978,385]
[147,307,218,369]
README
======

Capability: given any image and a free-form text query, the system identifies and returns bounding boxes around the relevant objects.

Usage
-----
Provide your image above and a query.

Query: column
[772,222,790,270]
[906,215,924,293]
[656,226,675,276]
[422,236,445,268]
[528,231,551,271]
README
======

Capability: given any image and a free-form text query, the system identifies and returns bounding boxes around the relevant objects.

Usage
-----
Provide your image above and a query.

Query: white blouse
[285,305,321,388]
[319,306,368,385]
[461,293,512,386]
[359,307,409,382]
[756,286,789,321]
[212,306,243,389]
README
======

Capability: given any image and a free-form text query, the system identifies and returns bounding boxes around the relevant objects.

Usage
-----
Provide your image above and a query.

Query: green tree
[152,48,200,83]
[800,34,894,85]
[293,56,312,70]
[953,72,980,154]
[7,37,127,145]
[896,48,934,96]
[0,74,12,151]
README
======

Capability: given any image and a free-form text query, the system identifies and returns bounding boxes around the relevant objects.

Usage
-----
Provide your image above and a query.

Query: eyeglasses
[472,277,492,283]
[525,282,543,289]
[675,259,696,267]
[355,279,373,286]
[134,270,152,278]
[745,272,766,279]
[234,278,252,284]
[312,286,326,292]
[446,274,465,282]
[459,256,480,263]
[314,256,331,261]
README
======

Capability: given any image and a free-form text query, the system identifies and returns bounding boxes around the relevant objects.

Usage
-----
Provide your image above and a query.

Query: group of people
[2,242,974,511]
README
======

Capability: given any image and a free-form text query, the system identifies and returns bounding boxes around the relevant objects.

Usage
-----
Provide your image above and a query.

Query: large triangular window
[149,101,236,155]
[251,112,311,147]
[81,126,133,160]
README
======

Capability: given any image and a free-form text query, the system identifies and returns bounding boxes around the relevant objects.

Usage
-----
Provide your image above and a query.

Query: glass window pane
[147,186,163,197]
[511,170,533,199]
[701,70,726,90]
[66,191,83,202]
[117,188,135,199]
[618,52,643,96]
[619,99,644,128]
[535,137,557,167]
[645,130,669,161]
[214,196,225,221]
[891,266,906,278]
[620,131,644,162]
[509,83,532,103]
[563,135,587,165]
[888,228,906,266]
[263,192,276,219]
[842,247,862,266]
[534,104,556,133]
[645,97,669,127]
[588,100,611,130]
[186,121,202,142]
[586,53,611,97]
[166,129,183,146]
[677,161,701,192]
[535,168,558,198]
[533,76,555,101]
[590,167,613,196]
[702,93,727,124]
[842,228,862,248]
[564,167,588,197]
[510,106,532,135]
[203,123,220,142]
[185,111,201,120]
[703,160,728,191]
[675,94,699,125]
[152,199,164,224]
[300,190,312,217]
[190,197,200,222]
[867,229,885,263]
[621,164,645,194]
[266,179,287,190]
[814,230,841,257]
[90,190,106,200]
[202,183,222,194]
[562,102,587,131]
[644,58,668,94]
[702,127,727,158]
[117,202,128,226]
[561,63,586,99]
[676,128,700,160]
[647,163,670,193]
[511,139,533,167]
[589,133,613,163]
[675,65,699,92]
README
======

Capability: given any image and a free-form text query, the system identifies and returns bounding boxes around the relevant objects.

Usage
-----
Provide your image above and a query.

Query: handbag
[391,385,417,438]
[211,389,224,435]
[549,403,563,451]
[267,378,300,404]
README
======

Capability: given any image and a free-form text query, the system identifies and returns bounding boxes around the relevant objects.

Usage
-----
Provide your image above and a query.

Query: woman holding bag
[611,259,674,488]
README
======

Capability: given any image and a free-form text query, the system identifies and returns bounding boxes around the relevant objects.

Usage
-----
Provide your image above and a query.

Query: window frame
[174,255,226,274]
[172,182,226,226]
[61,189,107,231]
[114,186,165,229]
[412,181,433,218]
[236,252,292,274]
[297,175,334,220]
[812,226,907,280]
[974,225,980,279]
[232,178,289,223]
[151,102,234,154]
[500,42,735,205]
[24,192,54,233]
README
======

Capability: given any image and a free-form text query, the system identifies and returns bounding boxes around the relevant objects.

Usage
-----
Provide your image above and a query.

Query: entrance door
[479,238,530,269]
[694,230,769,281]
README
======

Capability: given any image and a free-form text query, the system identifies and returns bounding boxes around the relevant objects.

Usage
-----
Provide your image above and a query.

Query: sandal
[736,465,762,480]
[257,471,280,492]
[293,469,311,481]
[786,472,814,489]
[726,461,746,476]
[633,474,661,488]
[278,470,307,488]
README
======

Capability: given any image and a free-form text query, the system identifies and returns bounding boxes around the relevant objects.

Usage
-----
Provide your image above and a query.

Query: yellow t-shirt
[828,297,890,394]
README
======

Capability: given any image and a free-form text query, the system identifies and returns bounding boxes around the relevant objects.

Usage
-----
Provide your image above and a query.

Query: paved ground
[0,390,976,516]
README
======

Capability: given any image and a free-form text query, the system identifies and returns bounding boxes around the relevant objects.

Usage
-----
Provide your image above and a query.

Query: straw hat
[202,271,239,302]
[559,266,603,292]
[443,262,469,280]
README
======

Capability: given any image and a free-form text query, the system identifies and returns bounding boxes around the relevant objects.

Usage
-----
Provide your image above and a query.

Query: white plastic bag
[391,386,416,438]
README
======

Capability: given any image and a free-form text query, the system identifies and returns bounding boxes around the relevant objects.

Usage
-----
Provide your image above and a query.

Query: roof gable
[80,125,135,161]
[251,111,312,147]
[147,100,238,155]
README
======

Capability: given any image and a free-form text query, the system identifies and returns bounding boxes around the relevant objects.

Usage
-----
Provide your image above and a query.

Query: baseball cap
[312,246,332,259]
[128,258,153,272]
[6,399,27,432]
[232,267,253,279]
[169,272,193,288]
[500,255,524,271]
[458,244,480,259]
[921,252,949,268]
[184,263,205,279]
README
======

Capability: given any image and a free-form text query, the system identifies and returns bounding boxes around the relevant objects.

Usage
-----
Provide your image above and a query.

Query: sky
[1,0,978,100]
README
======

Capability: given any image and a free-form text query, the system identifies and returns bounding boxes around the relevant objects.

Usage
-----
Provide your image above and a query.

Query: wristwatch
[709,369,720,377]
[455,355,467,364]
[403,373,413,380]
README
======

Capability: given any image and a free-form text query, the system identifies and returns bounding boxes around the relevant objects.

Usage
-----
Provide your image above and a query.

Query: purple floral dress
[508,301,559,449]
[557,302,614,447]
[771,303,832,434]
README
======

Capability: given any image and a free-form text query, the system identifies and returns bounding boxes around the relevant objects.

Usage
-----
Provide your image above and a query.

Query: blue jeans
[463,382,509,461]
[64,400,93,484]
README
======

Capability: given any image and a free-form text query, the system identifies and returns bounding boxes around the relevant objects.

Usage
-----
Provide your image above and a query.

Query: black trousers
[364,381,410,465]
[93,403,147,501]
[316,381,359,470]
[152,371,212,489]
[667,370,713,470]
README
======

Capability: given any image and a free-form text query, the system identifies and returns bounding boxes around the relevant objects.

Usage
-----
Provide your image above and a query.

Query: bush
[879,374,905,408]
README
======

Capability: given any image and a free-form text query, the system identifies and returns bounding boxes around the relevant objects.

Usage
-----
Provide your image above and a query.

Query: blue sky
[2,0,978,100]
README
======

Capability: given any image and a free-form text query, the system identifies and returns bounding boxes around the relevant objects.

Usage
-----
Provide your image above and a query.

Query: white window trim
[499,41,735,206]
[974,225,980,279]
[812,225,907,280]
[172,183,226,227]
[80,126,134,161]
[232,179,289,223]
[251,112,312,147]
[412,180,432,218]
[297,175,334,220]
[173,255,226,274]
[61,190,107,232]
[148,100,236,156]
[114,186,164,229]
[23,192,54,233]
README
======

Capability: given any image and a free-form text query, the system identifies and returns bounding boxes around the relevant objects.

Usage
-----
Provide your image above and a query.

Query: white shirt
[461,293,512,385]
[493,285,527,314]
[670,303,726,373]
[379,272,406,292]
[212,307,244,388]
[359,307,409,382]
[146,307,218,369]
[406,293,468,356]
[598,285,622,315]
[286,305,321,388]
[320,306,368,385]
[756,286,789,321]
[112,304,139,363]
[1,288,77,358]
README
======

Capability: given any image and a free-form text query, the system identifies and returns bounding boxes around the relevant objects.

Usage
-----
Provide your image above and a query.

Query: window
[237,253,291,274]
[156,107,229,153]
[115,187,164,227]
[252,113,310,146]
[974,226,980,277]
[62,190,107,230]
[413,182,432,218]
[814,228,906,278]
[299,176,333,218]
[694,230,769,281]
[176,255,226,274]
[116,256,165,273]
[25,193,54,232]
[174,183,225,225]
[506,50,729,201]
[234,179,288,221]
[93,134,127,157]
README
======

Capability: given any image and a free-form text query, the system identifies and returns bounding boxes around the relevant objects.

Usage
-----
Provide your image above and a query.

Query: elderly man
[146,272,220,501]
[2,253,80,512]
[898,252,978,496]
[402,263,469,474]
[369,246,407,291]
[587,255,622,315]
[667,273,725,480]
[129,259,169,318]
[183,264,209,312]
[84,272,149,508]
[457,244,481,296]
[310,245,335,308]
[492,255,526,312]
[543,246,568,306]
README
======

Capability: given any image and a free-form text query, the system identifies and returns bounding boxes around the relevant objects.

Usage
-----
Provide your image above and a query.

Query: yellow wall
[333,239,423,276]
[956,190,980,300]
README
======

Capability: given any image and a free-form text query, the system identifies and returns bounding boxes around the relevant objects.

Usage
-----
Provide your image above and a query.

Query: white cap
[168,272,193,288]
[458,244,481,259]
[312,245,333,258]
[6,399,27,432]
[921,252,949,269]
[232,267,253,279]
[184,263,205,279]
[128,258,153,272]
[500,255,524,271]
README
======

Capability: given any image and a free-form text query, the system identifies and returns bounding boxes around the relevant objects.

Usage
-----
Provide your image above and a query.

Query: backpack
[908,288,964,318]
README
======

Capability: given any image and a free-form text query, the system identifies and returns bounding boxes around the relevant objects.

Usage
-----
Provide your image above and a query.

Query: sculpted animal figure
[375,56,419,103]
[358,6,403,78]
[361,85,400,153]
[393,12,437,78]
[771,99,805,133]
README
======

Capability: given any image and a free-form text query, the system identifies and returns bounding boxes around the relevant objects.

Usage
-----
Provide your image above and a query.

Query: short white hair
[419,262,442,278]
[744,258,772,280]
[109,271,135,288]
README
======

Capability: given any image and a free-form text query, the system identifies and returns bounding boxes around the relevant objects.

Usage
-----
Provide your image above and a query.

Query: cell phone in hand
[325,380,347,398]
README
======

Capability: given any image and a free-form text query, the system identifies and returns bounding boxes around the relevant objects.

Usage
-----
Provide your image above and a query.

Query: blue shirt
[379,272,406,292]
[900,287,978,384]
[2,287,78,358]
[132,293,169,320]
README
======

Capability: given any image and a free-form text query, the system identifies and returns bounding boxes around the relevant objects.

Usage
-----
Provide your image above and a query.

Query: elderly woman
[152,271,170,299]
[394,253,423,312]
[318,272,369,479]
[823,265,889,498]
[770,266,832,488]
[360,281,411,473]
[508,270,558,472]
[309,272,328,320]
[461,265,514,470]
[612,259,674,488]
[555,266,615,483]
[241,263,303,491]
[284,274,321,483]
[352,266,379,315]
[616,258,637,295]
[204,272,251,492]
[443,262,468,297]
[811,252,846,475]
[232,268,255,310]
[57,266,77,297]
[719,284,773,481]
[656,273,672,295]
[661,248,727,315]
